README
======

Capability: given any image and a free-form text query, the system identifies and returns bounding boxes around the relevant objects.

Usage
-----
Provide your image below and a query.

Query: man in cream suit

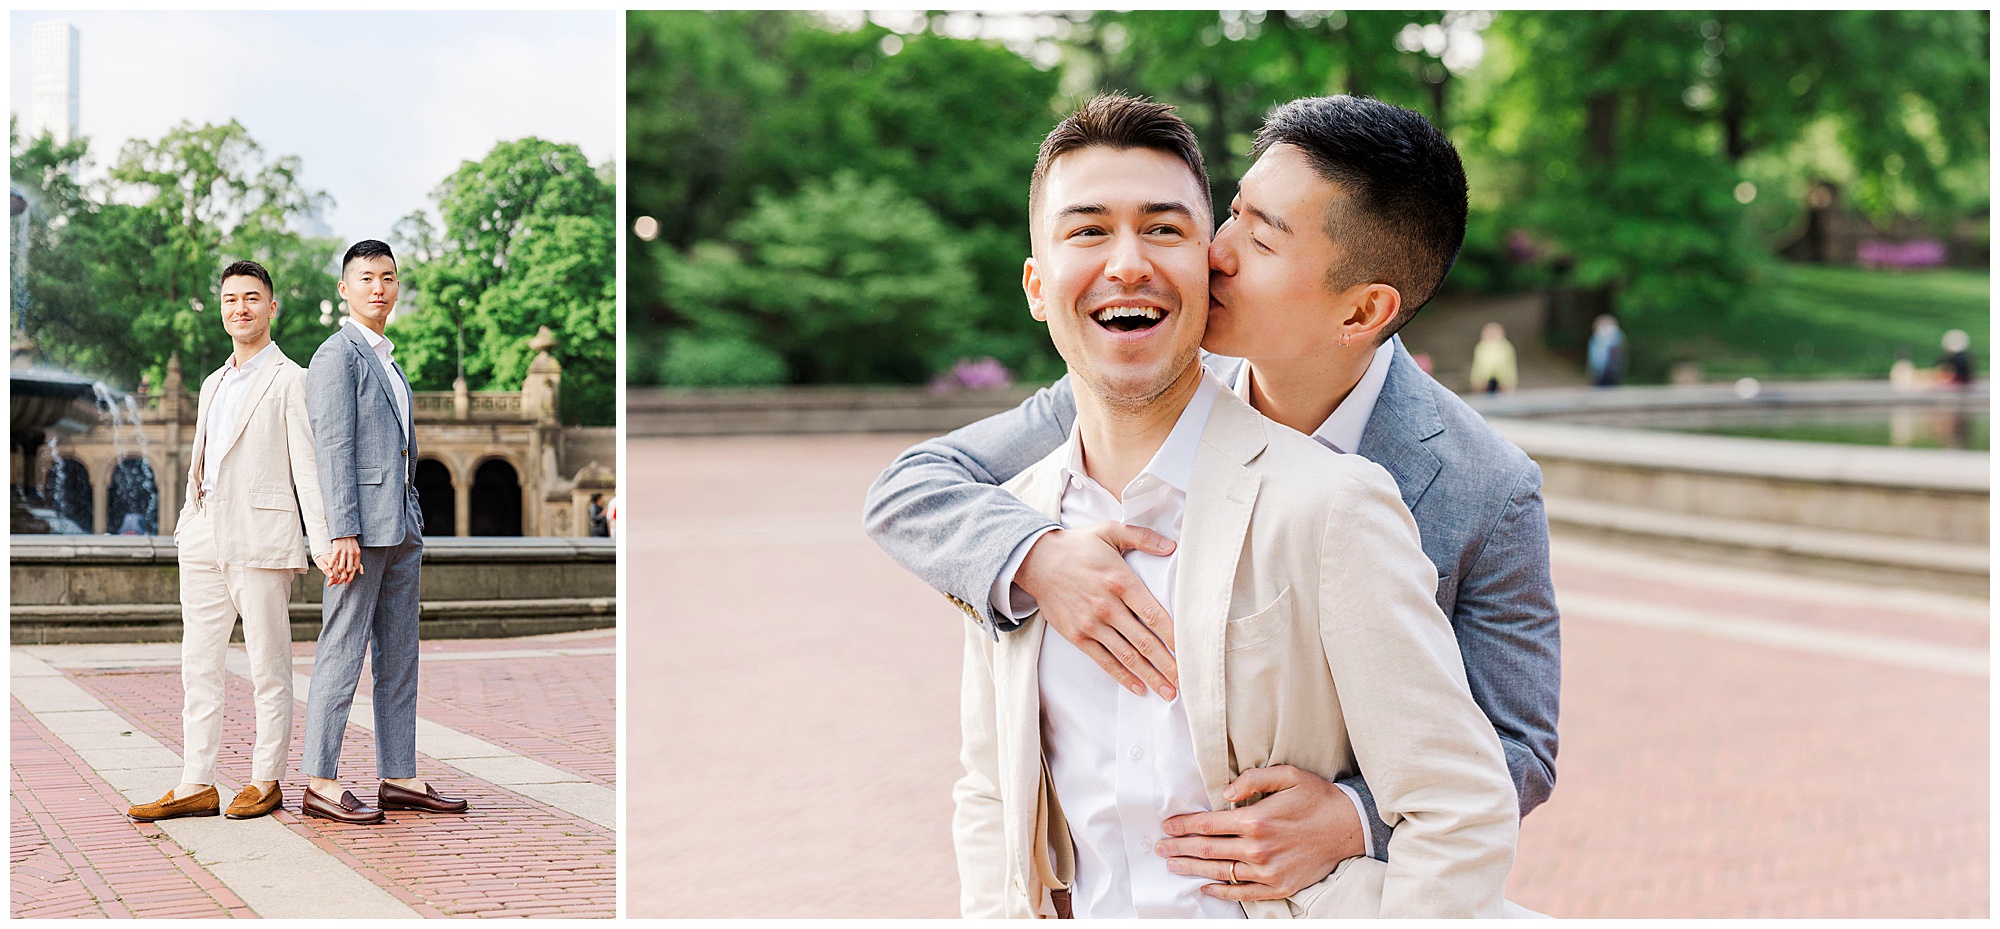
[301,239,468,824]
[953,95,1517,919]
[127,260,343,824]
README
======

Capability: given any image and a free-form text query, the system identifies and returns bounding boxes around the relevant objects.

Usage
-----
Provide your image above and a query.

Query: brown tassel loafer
[127,786,220,822]
[377,781,470,813]
[224,784,283,820]
[301,788,385,824]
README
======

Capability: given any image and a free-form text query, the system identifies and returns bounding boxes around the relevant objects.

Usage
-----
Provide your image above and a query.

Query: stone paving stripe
[1560,591,1989,677]
[9,651,419,919]
[266,667,614,830]
[1550,533,1990,625]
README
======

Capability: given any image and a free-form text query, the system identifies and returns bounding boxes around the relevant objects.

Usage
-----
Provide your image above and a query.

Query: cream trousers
[177,507,298,784]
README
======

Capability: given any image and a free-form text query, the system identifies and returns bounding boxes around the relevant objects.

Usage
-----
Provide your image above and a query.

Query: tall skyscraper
[31,20,80,144]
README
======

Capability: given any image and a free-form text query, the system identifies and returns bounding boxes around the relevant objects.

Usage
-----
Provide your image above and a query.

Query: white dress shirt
[1037,369,1243,919]
[343,316,412,441]
[202,341,281,496]
[1000,340,1399,861]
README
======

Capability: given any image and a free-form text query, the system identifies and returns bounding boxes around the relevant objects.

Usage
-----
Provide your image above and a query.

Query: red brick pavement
[21,640,615,919]
[11,699,248,919]
[629,434,1990,919]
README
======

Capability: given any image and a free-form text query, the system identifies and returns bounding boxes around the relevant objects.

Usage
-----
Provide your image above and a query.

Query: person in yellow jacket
[1468,322,1518,394]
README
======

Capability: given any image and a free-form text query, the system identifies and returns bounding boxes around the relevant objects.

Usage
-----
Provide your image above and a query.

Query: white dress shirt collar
[1058,366,1222,498]
[217,340,280,382]
[343,315,394,356]
[1232,338,1395,454]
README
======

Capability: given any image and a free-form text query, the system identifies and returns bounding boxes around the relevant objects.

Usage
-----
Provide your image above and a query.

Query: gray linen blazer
[863,339,1560,858]
[307,323,420,547]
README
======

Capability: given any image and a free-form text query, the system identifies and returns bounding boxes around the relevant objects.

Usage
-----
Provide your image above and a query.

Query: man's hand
[1155,765,1367,901]
[1015,522,1178,699]
[325,536,363,586]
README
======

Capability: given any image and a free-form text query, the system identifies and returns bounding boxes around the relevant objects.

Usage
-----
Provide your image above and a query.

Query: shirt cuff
[1333,781,1373,860]
[990,526,1060,622]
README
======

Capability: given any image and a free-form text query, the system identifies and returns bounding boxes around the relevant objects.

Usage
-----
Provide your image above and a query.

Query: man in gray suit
[301,239,469,824]
[864,96,1559,902]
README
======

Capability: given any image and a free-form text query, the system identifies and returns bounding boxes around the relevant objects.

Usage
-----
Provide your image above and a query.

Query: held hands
[1155,765,1367,901]
[1015,522,1179,700]
[321,536,363,585]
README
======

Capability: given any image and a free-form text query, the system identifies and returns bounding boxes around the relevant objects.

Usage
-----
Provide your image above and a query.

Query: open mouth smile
[1091,305,1164,333]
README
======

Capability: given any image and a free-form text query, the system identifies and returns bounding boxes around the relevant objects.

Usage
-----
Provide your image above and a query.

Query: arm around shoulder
[862,376,1075,629]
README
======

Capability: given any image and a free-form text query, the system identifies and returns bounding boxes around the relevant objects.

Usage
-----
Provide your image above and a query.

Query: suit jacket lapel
[214,352,284,466]
[1174,390,1266,801]
[1356,339,1443,513]
[341,323,404,431]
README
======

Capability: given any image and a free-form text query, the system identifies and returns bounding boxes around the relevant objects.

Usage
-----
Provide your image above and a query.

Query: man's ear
[1023,258,1048,322]
[335,278,350,308]
[1340,282,1402,343]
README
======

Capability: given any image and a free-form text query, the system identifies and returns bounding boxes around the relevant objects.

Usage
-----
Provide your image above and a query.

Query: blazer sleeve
[951,618,1010,918]
[1317,468,1517,918]
[282,366,334,558]
[179,377,214,535]
[1338,458,1562,861]
[861,377,1075,630]
[1451,461,1561,820]
[307,340,362,541]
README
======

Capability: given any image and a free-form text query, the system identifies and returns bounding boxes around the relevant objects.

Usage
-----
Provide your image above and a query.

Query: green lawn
[1628,264,1990,381]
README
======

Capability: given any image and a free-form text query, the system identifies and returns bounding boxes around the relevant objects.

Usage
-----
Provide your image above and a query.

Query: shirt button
[1129,746,1144,761]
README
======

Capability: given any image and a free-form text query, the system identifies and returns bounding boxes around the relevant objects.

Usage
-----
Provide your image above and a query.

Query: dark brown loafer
[128,786,220,822]
[301,788,385,824]
[377,781,469,813]
[224,784,283,820]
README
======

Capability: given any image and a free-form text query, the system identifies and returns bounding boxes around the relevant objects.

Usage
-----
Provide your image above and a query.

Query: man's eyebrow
[1054,203,1108,223]
[1246,204,1292,236]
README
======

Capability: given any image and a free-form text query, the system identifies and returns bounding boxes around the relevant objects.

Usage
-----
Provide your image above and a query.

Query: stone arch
[468,456,522,537]
[105,456,159,535]
[414,457,457,537]
[38,454,92,534]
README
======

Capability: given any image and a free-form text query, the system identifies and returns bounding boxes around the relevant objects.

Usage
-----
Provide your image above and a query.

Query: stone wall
[10,535,616,644]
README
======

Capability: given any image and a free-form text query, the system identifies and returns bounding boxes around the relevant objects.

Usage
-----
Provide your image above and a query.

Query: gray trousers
[303,500,422,779]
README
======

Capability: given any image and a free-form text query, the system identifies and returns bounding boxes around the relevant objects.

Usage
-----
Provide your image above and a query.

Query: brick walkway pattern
[626,434,1988,918]
[11,632,615,919]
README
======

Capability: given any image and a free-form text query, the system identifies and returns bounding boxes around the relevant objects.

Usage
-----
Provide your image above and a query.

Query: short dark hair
[341,239,396,274]
[1253,95,1467,339]
[219,259,273,297]
[1029,93,1211,239]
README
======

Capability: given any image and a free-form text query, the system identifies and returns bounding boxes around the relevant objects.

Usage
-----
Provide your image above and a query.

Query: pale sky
[10,10,621,245]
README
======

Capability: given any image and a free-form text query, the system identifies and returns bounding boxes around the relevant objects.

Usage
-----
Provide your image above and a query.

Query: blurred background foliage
[9,124,617,425]
[626,10,1988,387]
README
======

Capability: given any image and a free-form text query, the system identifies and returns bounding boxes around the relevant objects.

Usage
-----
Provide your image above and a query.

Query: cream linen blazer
[953,385,1518,919]
[177,347,334,572]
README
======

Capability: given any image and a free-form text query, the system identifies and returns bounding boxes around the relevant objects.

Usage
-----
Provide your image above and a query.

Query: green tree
[661,172,977,385]
[388,138,617,425]
[9,120,338,389]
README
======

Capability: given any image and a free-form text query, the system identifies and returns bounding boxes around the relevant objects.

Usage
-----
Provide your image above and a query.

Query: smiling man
[126,260,340,825]
[867,95,1560,908]
[948,94,1518,919]
[300,239,468,825]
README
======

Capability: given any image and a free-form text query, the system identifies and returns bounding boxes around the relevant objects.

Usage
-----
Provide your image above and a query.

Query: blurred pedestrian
[587,493,610,537]
[1938,329,1973,385]
[1587,314,1625,387]
[1468,322,1517,394]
